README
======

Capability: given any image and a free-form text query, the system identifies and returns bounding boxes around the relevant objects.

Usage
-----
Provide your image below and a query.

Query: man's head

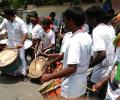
[42,18,52,32]
[63,7,86,32]
[49,12,56,21]
[30,11,39,25]
[26,14,31,24]
[85,5,105,27]
[3,8,16,21]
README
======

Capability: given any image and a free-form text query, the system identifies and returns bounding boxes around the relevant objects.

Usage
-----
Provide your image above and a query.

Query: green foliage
[9,0,25,10]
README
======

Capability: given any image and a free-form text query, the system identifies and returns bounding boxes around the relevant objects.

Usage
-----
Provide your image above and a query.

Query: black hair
[85,5,105,23]
[4,8,16,17]
[103,8,115,24]
[63,7,86,27]
[30,11,38,19]
[49,12,56,18]
[42,18,52,26]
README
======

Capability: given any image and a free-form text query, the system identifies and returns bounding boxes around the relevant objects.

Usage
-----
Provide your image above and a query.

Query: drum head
[28,56,47,78]
[24,39,32,49]
[0,39,8,45]
[0,49,18,67]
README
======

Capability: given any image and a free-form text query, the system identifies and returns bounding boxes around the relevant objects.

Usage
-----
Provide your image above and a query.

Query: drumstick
[4,46,17,50]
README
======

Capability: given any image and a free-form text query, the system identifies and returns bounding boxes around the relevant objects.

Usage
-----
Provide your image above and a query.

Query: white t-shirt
[61,30,92,98]
[42,29,55,50]
[29,24,44,39]
[60,32,72,53]
[91,23,115,83]
[26,23,32,33]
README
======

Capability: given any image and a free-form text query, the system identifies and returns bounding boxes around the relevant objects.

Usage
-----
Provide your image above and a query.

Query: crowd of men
[0,4,120,100]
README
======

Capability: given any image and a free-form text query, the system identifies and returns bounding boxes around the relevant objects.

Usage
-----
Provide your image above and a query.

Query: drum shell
[0,56,21,73]
[40,79,61,100]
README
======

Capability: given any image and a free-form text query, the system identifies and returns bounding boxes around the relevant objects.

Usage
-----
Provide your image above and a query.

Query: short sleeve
[92,28,106,51]
[67,39,80,64]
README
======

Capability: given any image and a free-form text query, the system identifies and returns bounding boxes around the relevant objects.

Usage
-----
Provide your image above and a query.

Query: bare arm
[43,44,55,52]
[40,64,77,82]
[92,74,110,92]
[89,50,106,68]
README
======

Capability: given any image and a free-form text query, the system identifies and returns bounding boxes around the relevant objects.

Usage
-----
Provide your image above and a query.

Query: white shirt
[29,24,44,39]
[61,30,92,98]
[42,29,55,49]
[26,23,32,33]
[60,32,72,53]
[0,16,28,47]
[0,16,28,75]
[91,23,115,83]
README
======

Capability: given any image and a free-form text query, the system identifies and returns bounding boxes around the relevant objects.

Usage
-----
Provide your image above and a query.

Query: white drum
[24,39,32,50]
[0,39,32,50]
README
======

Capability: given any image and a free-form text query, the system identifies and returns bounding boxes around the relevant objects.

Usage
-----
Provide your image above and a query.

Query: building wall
[21,3,102,22]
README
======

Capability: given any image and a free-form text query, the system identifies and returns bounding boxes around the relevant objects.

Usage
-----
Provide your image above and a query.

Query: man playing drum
[26,11,44,61]
[0,8,28,81]
[40,7,92,99]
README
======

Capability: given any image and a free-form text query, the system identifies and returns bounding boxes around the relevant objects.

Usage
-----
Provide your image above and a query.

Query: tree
[9,0,25,10]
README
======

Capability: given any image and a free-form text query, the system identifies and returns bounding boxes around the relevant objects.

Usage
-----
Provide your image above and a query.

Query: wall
[21,4,102,22]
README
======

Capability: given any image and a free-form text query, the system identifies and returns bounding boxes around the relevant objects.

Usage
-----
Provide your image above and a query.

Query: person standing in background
[41,18,55,54]
[28,11,44,60]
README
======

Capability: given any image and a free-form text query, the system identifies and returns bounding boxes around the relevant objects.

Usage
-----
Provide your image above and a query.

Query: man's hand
[40,74,53,83]
[16,44,23,49]
[92,82,102,92]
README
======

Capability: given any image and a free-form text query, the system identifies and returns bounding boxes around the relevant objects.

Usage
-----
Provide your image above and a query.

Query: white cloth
[42,29,55,50]
[91,23,115,83]
[0,16,28,75]
[60,32,72,54]
[106,83,120,100]
[61,30,92,98]
[26,23,32,33]
[29,24,44,39]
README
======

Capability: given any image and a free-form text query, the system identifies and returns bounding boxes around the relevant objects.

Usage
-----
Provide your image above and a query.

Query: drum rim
[0,49,18,67]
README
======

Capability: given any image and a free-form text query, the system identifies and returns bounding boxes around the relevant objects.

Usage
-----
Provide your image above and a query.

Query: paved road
[0,74,44,100]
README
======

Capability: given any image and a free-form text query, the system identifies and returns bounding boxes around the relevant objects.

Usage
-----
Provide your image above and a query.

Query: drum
[0,49,21,73]
[39,79,61,100]
[28,56,47,78]
[24,39,32,50]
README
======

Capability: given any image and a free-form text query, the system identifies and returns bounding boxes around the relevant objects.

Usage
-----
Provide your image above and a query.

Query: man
[27,11,44,60]
[0,8,28,81]
[93,33,120,100]
[41,18,55,54]
[85,5,115,99]
[40,7,92,99]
